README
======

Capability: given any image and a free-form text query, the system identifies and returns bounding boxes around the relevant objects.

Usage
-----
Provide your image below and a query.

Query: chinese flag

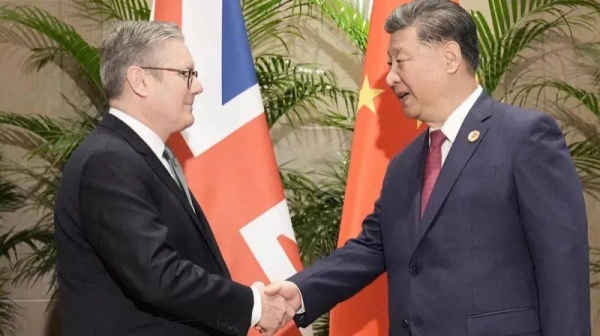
[329,0,457,335]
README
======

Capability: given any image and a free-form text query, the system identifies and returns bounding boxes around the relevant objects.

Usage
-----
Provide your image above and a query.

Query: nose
[190,76,203,95]
[385,68,400,87]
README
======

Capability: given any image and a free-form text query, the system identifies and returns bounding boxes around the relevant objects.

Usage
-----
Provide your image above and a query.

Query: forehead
[387,26,420,55]
[155,39,194,66]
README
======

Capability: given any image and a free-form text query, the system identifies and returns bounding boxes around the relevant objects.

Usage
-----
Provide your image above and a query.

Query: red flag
[153,1,308,335]
[329,0,456,334]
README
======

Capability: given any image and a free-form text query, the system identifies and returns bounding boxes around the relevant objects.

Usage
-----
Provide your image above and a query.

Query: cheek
[408,66,438,90]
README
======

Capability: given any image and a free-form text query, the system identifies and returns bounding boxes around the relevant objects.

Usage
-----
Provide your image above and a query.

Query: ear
[443,41,462,74]
[124,66,150,98]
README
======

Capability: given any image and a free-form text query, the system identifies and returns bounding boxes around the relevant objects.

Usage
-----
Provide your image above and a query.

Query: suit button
[402,319,410,329]
[409,265,420,275]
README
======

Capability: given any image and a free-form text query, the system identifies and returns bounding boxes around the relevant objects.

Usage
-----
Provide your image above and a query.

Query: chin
[182,118,194,129]
[402,108,420,120]
[182,109,195,126]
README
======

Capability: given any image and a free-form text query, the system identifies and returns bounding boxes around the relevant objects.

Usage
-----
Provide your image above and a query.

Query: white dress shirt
[108,108,262,327]
[430,85,483,166]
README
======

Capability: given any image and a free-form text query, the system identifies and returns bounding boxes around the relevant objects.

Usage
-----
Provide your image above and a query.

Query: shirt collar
[108,107,165,160]
[429,85,483,143]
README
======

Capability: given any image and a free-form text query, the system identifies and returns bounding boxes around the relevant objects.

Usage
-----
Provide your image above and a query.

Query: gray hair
[384,0,479,72]
[100,21,184,99]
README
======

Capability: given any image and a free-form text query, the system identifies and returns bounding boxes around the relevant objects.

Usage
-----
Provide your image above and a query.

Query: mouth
[398,92,410,102]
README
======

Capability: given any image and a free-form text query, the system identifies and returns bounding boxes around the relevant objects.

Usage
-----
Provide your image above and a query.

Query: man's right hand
[253,282,295,336]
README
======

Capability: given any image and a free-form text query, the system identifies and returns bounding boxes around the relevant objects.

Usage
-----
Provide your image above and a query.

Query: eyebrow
[387,46,406,56]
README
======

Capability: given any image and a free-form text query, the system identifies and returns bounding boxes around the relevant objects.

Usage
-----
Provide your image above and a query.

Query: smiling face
[385,26,448,124]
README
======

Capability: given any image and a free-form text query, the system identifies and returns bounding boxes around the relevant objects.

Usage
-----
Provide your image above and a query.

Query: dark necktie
[163,147,195,212]
[421,130,446,218]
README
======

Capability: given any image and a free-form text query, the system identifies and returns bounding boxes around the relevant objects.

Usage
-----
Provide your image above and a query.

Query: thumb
[264,281,284,296]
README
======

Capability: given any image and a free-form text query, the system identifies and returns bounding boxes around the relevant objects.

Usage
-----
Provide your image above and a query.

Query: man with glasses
[54,21,292,336]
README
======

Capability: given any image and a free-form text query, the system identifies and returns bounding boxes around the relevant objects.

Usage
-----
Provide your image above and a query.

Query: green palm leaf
[0,221,56,287]
[472,0,600,95]
[283,162,347,267]
[540,102,598,139]
[569,136,600,198]
[0,111,93,166]
[316,96,358,132]
[573,42,600,87]
[0,180,23,215]
[305,0,369,53]
[0,5,105,112]
[243,0,307,52]
[591,247,600,287]
[72,0,150,23]
[0,268,19,336]
[514,80,599,118]
[256,55,357,127]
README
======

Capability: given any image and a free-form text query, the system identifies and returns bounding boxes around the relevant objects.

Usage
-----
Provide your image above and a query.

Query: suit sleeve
[514,113,590,335]
[289,160,396,327]
[78,149,253,336]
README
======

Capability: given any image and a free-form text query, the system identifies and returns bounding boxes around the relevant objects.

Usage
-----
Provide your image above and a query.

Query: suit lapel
[99,115,226,270]
[143,154,229,273]
[190,195,231,277]
[413,93,493,253]
[407,132,429,250]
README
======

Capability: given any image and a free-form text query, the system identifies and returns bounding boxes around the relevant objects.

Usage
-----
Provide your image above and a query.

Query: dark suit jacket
[55,114,253,336]
[291,93,590,336]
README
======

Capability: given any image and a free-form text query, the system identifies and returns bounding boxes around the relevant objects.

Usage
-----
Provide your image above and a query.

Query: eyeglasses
[140,67,198,89]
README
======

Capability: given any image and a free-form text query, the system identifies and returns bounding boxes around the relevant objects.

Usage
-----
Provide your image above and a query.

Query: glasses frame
[140,67,198,89]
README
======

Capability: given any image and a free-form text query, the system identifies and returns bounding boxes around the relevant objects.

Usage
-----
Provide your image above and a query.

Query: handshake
[251,281,302,336]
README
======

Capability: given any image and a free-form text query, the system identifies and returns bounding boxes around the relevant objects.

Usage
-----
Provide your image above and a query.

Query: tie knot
[429,130,446,149]
[163,146,176,161]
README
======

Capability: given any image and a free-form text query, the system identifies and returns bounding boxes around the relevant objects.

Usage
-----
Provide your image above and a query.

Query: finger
[281,313,292,327]
[279,315,291,329]
[286,303,295,318]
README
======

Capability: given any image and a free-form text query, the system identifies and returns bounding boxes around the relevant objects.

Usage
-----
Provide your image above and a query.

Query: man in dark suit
[265,1,590,335]
[54,21,292,336]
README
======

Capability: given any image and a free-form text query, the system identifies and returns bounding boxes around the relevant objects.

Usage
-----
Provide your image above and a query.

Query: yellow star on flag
[358,76,384,114]
[417,120,423,129]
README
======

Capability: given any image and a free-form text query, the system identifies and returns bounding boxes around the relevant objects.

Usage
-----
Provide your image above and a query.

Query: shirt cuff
[296,285,306,314]
[250,286,262,326]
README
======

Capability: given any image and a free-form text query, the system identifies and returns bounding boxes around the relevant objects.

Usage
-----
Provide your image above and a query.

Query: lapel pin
[468,130,480,143]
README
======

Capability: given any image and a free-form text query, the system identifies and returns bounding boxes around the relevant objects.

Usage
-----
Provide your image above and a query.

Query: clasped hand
[252,281,302,336]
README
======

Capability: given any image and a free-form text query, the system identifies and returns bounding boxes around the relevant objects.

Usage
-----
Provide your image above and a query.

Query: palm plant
[0,267,19,336]
[273,2,367,333]
[0,158,24,336]
[303,0,369,52]
[0,0,359,320]
[471,0,600,197]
